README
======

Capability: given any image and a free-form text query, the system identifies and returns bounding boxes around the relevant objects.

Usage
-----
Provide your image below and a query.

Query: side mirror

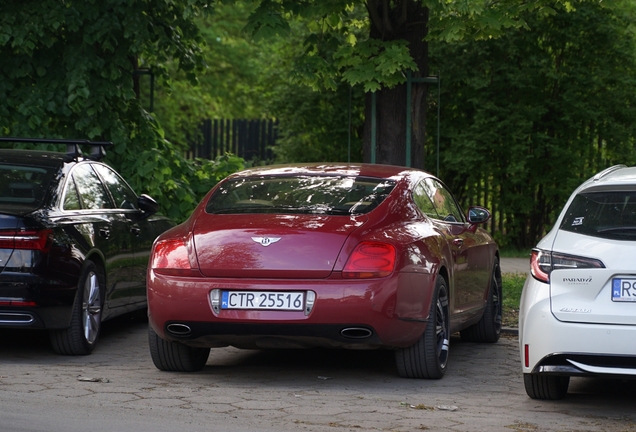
[467,206,491,224]
[138,194,159,216]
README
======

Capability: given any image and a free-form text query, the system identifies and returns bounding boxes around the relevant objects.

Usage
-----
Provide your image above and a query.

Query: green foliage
[152,3,365,165]
[235,0,603,93]
[499,247,532,259]
[108,115,244,221]
[430,0,636,248]
[152,3,273,151]
[0,0,245,222]
[502,273,526,327]
[336,39,418,92]
[269,82,365,163]
[258,19,365,163]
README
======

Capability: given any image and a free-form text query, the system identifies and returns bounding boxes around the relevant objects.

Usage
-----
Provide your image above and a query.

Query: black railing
[187,119,277,162]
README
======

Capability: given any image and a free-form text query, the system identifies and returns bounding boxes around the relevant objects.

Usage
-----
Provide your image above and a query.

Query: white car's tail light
[342,241,396,279]
[151,238,201,277]
[530,248,604,283]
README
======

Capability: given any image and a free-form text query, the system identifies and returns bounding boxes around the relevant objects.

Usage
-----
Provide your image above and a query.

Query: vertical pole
[436,71,441,177]
[149,72,154,113]
[371,91,377,164]
[348,86,352,163]
[405,71,412,167]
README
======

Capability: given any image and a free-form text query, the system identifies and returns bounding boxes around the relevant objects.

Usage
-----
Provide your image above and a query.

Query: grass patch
[499,247,532,258]
[502,273,526,327]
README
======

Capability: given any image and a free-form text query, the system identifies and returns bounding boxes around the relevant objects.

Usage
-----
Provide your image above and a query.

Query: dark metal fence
[187,119,277,162]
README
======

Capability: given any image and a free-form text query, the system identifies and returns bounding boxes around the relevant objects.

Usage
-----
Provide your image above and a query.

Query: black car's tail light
[151,238,201,277]
[342,241,396,278]
[0,229,52,252]
[0,299,37,307]
[530,248,605,283]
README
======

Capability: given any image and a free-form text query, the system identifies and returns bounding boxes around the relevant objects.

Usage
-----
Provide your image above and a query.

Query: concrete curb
[501,327,518,336]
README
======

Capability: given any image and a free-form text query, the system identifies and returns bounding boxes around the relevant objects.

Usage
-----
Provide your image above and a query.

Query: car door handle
[99,228,111,239]
[130,226,141,236]
[453,238,464,246]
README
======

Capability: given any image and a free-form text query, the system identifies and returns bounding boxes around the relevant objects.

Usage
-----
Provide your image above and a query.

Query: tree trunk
[362,1,429,170]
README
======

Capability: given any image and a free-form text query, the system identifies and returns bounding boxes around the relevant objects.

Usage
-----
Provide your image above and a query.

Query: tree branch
[382,0,393,34]
[397,0,408,27]
[365,0,385,36]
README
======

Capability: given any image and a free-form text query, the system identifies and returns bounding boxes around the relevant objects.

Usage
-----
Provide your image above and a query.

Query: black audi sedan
[0,138,174,355]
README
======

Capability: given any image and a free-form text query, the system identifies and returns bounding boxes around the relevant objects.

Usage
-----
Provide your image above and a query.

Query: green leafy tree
[260,19,366,163]
[234,0,601,170]
[430,0,636,248]
[151,3,272,151]
[152,3,365,164]
[0,0,243,222]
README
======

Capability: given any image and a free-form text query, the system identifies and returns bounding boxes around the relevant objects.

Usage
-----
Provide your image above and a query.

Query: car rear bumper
[0,276,76,329]
[0,305,74,329]
[161,322,386,349]
[147,270,431,349]
[520,276,636,377]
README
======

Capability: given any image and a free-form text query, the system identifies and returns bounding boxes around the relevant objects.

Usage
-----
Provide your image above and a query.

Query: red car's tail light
[342,241,396,279]
[0,229,52,252]
[151,238,201,277]
[530,248,605,283]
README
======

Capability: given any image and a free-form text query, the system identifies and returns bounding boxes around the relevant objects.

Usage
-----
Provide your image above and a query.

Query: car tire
[460,257,502,343]
[524,373,570,400]
[395,275,450,379]
[49,261,104,356]
[148,325,210,372]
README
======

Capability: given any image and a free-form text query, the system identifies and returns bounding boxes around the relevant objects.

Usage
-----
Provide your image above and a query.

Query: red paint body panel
[193,214,366,278]
[147,270,430,348]
[147,163,498,351]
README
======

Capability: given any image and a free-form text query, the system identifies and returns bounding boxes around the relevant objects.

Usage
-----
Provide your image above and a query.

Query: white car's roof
[580,165,636,190]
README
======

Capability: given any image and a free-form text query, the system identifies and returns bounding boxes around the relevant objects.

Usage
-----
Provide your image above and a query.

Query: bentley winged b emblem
[251,237,281,247]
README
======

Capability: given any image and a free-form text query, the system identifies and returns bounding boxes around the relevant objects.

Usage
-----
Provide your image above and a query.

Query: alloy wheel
[82,271,102,344]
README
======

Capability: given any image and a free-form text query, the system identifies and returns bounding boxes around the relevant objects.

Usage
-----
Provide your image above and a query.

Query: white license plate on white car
[612,278,636,302]
[221,291,304,310]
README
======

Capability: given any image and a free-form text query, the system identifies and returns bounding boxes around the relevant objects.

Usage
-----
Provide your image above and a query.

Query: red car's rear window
[205,175,396,215]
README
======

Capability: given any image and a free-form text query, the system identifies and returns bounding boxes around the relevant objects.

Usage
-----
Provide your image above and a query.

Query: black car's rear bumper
[0,275,77,329]
[0,304,74,329]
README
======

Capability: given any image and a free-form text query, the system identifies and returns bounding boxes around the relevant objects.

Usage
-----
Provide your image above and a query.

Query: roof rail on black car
[0,137,113,161]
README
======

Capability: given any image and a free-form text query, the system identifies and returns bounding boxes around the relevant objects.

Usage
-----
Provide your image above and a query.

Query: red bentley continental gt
[147,163,501,378]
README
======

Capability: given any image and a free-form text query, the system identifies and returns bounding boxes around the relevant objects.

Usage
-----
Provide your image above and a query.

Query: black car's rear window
[0,163,56,209]
[206,175,396,215]
[560,190,636,240]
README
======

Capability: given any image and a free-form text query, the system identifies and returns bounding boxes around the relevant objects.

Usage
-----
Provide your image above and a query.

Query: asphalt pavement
[500,257,529,274]
[2,319,635,432]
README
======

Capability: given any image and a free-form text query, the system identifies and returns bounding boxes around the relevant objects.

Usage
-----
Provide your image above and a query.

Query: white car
[520,164,636,400]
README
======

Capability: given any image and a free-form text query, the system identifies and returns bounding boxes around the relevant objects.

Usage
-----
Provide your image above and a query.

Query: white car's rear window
[560,191,636,240]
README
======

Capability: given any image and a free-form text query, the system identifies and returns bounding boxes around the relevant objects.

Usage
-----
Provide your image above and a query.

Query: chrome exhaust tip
[166,323,192,336]
[340,327,373,339]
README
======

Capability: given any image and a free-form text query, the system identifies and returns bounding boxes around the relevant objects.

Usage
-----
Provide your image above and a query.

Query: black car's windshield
[206,175,396,215]
[560,190,636,240]
[0,163,56,210]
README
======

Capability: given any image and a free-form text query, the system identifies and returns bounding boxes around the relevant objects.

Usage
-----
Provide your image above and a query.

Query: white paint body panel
[519,165,636,375]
